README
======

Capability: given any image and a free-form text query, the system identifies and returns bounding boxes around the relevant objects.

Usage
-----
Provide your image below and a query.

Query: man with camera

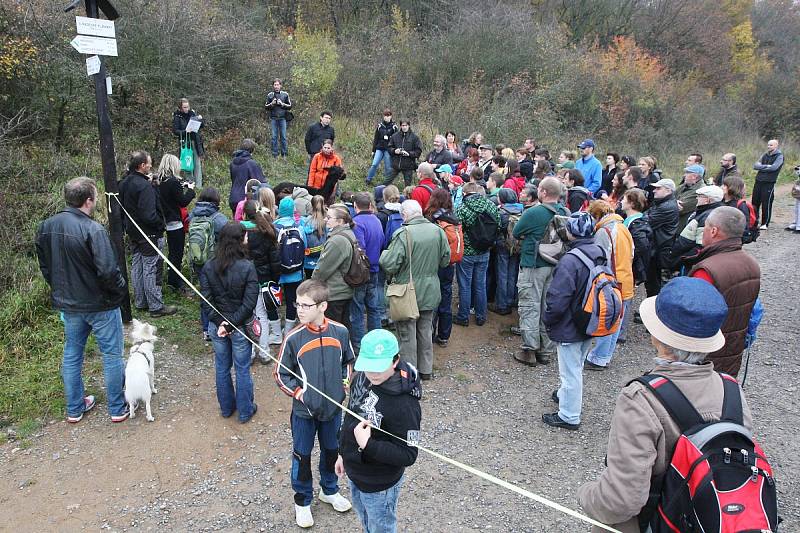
[264,78,293,158]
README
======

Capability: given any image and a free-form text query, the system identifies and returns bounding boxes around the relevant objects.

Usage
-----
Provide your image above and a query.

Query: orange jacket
[594,214,634,300]
[307,152,342,189]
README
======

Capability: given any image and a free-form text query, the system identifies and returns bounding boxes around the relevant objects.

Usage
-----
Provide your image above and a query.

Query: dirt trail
[1,194,798,532]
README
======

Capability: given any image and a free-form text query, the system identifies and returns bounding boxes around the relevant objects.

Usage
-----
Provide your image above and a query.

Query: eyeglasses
[296,302,320,311]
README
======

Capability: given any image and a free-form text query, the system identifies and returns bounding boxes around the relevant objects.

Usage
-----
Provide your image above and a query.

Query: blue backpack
[277,224,305,274]
[383,212,404,249]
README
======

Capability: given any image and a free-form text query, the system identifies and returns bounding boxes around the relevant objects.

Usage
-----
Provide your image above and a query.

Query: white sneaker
[319,491,352,512]
[295,504,314,528]
[759,224,768,230]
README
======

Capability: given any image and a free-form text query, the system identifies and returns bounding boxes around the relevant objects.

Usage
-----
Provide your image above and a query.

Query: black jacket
[645,193,679,268]
[172,108,204,156]
[519,158,534,182]
[304,122,335,155]
[200,258,258,327]
[36,207,127,312]
[372,120,397,152]
[247,231,281,284]
[158,175,195,224]
[264,90,292,119]
[119,171,165,240]
[426,148,453,167]
[627,215,653,284]
[388,129,423,171]
[340,361,422,493]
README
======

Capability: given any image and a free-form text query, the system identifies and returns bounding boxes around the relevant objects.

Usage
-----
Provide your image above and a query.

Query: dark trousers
[326,299,352,331]
[433,264,455,341]
[644,257,662,297]
[751,180,775,227]
[166,228,186,289]
[383,168,414,187]
[282,281,300,321]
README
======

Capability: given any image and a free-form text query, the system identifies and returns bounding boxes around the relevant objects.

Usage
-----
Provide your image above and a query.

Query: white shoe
[319,491,352,512]
[759,224,768,230]
[283,319,297,338]
[295,504,314,528]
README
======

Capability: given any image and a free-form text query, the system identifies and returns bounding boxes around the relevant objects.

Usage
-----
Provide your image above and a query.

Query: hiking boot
[295,504,314,528]
[476,317,486,326]
[434,337,449,347]
[514,349,537,367]
[584,360,608,371]
[66,395,96,423]
[453,317,469,327]
[319,491,352,512]
[420,372,434,381]
[150,305,178,317]
[111,407,130,423]
[536,352,552,365]
[633,311,643,324]
[489,304,512,315]
[542,412,579,430]
[510,326,522,336]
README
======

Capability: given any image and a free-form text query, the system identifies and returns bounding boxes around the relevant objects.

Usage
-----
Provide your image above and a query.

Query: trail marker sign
[75,15,115,37]
[70,34,118,56]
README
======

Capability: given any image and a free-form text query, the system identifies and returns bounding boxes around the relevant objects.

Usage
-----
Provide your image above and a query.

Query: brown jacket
[577,362,752,532]
[688,238,761,376]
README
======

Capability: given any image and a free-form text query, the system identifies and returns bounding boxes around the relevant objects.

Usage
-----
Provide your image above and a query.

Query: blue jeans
[350,475,404,533]
[291,412,341,506]
[351,271,382,349]
[456,252,489,322]
[587,299,631,367]
[433,264,454,340]
[62,308,126,417]
[270,118,288,156]
[495,248,520,311]
[210,325,255,422]
[555,339,594,425]
[366,150,392,182]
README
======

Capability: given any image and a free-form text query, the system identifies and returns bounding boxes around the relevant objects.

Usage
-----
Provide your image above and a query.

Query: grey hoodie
[292,187,312,216]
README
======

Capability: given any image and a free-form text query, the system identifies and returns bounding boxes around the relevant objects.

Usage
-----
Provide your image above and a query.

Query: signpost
[66,0,130,322]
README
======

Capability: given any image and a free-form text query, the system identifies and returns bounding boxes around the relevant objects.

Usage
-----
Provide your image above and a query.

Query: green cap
[354,329,399,372]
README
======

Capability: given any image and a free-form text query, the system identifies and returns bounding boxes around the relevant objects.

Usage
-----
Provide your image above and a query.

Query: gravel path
[1,196,797,532]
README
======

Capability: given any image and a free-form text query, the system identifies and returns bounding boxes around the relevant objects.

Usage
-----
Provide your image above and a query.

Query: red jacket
[410,179,437,210]
[502,171,526,195]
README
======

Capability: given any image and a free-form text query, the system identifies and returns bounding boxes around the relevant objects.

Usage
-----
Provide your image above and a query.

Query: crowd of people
[34,93,790,532]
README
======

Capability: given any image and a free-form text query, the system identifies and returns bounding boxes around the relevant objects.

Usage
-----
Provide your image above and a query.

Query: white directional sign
[75,16,115,38]
[70,35,118,57]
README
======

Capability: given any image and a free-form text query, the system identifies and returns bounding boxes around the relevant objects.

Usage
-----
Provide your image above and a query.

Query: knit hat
[278,196,295,218]
[449,176,464,186]
[566,212,595,239]
[497,188,518,204]
[354,329,400,372]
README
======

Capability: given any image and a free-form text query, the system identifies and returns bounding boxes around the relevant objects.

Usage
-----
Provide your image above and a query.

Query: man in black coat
[264,78,293,158]
[36,177,130,423]
[172,98,204,187]
[119,150,177,317]
[643,178,679,297]
[304,111,335,162]
[383,120,423,187]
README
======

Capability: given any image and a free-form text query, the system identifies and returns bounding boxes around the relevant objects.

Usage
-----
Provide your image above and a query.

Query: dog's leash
[108,192,621,533]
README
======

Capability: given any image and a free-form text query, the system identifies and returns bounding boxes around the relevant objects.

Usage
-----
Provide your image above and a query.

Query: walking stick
[741,344,753,389]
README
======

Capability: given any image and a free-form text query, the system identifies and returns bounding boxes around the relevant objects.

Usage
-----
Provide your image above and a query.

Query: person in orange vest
[307,139,343,203]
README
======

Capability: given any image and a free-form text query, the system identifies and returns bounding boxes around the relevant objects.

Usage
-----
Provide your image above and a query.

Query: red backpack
[437,219,464,264]
[633,373,778,533]
[737,199,759,244]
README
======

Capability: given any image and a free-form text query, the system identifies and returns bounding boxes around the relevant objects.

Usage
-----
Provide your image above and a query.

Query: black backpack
[464,205,499,253]
[633,373,778,533]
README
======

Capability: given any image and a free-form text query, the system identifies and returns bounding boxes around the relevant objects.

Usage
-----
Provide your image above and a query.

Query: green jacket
[677,179,704,232]
[312,224,355,301]
[456,194,501,256]
[379,216,450,312]
[513,202,567,268]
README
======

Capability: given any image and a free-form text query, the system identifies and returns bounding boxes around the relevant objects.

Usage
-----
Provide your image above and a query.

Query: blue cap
[577,139,595,149]
[684,164,705,176]
[566,212,595,238]
[639,277,727,352]
[436,164,453,174]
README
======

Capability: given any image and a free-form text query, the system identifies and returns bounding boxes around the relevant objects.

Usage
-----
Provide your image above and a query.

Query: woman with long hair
[157,153,196,293]
[200,222,259,423]
[307,139,343,204]
[244,201,281,363]
[425,188,460,347]
[301,195,327,280]
[617,188,653,343]
[257,187,277,219]
[455,146,479,179]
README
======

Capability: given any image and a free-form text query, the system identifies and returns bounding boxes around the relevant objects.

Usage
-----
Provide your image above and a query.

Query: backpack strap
[569,247,596,270]
[631,374,705,433]
[719,373,744,425]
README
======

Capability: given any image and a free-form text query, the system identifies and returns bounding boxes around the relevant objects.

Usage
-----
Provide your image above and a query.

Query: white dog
[125,319,158,421]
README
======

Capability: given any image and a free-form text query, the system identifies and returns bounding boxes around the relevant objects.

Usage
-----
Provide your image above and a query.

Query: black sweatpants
[166,227,186,289]
[383,168,414,187]
[751,180,776,227]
